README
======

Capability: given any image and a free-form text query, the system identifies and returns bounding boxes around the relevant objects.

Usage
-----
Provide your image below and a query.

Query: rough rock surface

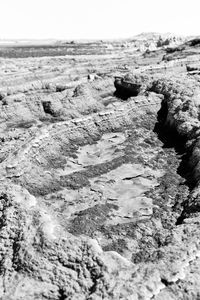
[1,37,200,299]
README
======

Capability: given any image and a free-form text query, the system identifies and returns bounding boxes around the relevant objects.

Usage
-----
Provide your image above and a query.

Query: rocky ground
[0,34,200,299]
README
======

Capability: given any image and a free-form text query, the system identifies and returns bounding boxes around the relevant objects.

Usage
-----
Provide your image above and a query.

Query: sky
[1,0,200,40]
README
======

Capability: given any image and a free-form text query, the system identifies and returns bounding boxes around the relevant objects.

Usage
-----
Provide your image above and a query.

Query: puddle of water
[90,164,163,225]
[58,132,126,175]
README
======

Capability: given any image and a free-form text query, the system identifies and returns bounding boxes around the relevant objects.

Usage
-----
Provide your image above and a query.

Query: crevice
[122,174,143,180]
[88,274,103,296]
[58,288,66,300]
[153,98,195,225]
[161,278,173,286]
[113,90,132,100]
[153,99,193,184]
[160,277,182,289]
[42,100,60,117]
[175,211,186,225]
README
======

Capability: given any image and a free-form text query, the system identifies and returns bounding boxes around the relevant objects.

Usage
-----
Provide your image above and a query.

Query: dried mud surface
[1,36,200,299]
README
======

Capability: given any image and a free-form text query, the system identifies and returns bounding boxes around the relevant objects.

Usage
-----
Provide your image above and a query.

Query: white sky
[1,0,200,40]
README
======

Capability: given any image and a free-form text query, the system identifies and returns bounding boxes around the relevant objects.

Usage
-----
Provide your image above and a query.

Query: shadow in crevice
[58,288,66,300]
[153,99,197,225]
[113,90,134,101]
[153,99,195,190]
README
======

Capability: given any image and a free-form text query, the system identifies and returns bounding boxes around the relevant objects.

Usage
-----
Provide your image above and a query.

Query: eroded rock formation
[1,37,200,299]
